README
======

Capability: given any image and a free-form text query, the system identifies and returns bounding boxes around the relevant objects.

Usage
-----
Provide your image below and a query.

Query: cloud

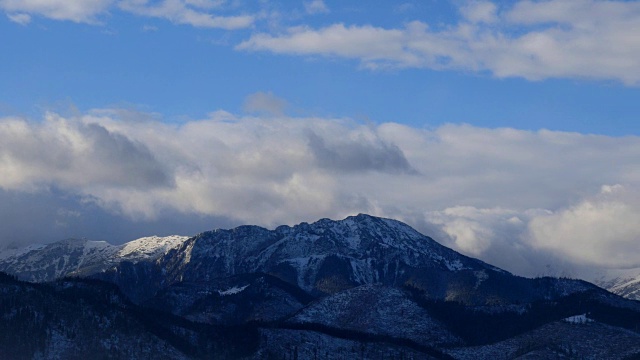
[118,0,254,29]
[237,23,420,69]
[528,185,640,268]
[419,206,557,276]
[237,0,640,84]
[142,24,158,32]
[0,0,113,23]
[0,187,237,247]
[243,91,288,116]
[0,0,253,28]
[394,3,415,14]
[304,0,329,15]
[2,109,640,278]
[0,113,173,192]
[6,12,31,25]
[460,1,497,24]
[306,130,417,175]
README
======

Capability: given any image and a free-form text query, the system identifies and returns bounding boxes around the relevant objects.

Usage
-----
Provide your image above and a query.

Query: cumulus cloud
[2,109,640,277]
[528,185,640,268]
[237,0,640,84]
[0,113,173,193]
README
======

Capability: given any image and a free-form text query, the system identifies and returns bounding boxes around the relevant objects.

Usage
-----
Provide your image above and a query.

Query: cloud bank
[1,108,639,277]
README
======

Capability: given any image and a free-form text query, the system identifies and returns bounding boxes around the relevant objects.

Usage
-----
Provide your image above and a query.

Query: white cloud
[394,3,415,14]
[6,12,31,25]
[118,0,254,29]
[2,110,640,276]
[460,1,497,24]
[304,0,329,15]
[0,0,253,28]
[0,0,113,23]
[237,23,421,69]
[528,185,640,268]
[238,0,640,84]
[426,206,521,256]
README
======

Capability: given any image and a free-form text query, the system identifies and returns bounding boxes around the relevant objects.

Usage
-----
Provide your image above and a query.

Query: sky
[1,0,640,279]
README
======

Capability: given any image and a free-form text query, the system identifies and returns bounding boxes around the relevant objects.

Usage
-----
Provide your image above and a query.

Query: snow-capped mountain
[593,268,640,301]
[158,214,499,293]
[0,235,188,282]
[87,214,599,309]
[2,214,640,359]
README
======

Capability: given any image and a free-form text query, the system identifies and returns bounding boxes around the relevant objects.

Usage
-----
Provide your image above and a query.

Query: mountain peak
[160,214,494,296]
[0,235,188,282]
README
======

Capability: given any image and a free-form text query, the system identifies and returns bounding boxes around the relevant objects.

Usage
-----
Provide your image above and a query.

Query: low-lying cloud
[528,185,640,268]
[1,109,640,278]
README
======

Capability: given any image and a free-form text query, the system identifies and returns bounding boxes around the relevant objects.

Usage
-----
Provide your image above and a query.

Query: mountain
[1,214,640,359]
[0,235,188,282]
[593,268,640,301]
[95,214,597,306]
[0,273,258,360]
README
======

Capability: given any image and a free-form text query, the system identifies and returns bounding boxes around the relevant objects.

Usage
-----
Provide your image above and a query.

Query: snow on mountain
[0,214,608,307]
[288,283,461,347]
[564,314,593,324]
[0,243,47,261]
[117,235,188,261]
[2,214,640,359]
[593,268,640,301]
[0,235,188,282]
[154,214,502,299]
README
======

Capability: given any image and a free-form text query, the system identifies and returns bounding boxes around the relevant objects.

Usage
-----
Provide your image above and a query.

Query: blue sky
[2,0,639,134]
[2,0,640,278]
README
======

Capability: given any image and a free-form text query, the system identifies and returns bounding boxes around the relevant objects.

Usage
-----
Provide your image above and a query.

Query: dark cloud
[0,116,173,190]
[83,123,174,188]
[0,188,238,248]
[306,130,417,174]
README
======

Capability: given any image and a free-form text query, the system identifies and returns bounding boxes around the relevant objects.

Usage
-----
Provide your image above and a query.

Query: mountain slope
[150,214,507,300]
[593,268,640,301]
[0,273,259,359]
[0,235,188,282]
[1,214,640,359]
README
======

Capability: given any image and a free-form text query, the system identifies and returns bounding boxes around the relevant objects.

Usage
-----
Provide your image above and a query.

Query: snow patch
[218,284,249,296]
[0,243,46,261]
[474,270,488,289]
[564,314,593,324]
[446,259,464,271]
[118,235,188,261]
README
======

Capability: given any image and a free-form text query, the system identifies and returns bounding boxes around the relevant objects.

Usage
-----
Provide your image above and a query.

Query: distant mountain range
[593,268,640,301]
[1,214,639,359]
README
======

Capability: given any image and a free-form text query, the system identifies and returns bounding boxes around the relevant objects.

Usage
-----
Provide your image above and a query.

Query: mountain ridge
[1,214,640,359]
